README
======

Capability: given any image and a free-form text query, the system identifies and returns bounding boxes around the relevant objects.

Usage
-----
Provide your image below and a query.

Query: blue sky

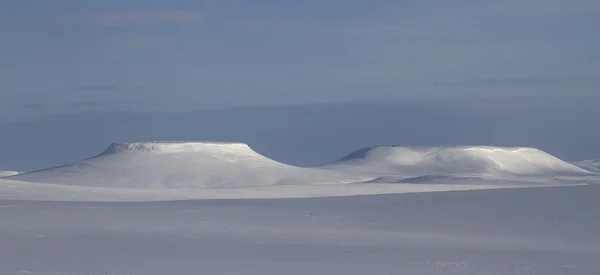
[1,0,599,117]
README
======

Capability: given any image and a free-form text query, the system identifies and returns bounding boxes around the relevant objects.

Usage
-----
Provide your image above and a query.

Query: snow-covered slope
[0,170,20,177]
[3,177,555,202]
[320,146,591,177]
[9,141,361,189]
[2,185,600,274]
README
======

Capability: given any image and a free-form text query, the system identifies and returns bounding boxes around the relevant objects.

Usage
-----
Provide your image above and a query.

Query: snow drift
[320,146,591,177]
[0,171,20,177]
[9,141,360,189]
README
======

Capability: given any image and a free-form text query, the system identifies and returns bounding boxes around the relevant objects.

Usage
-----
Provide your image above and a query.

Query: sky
[3,97,600,171]
[1,0,599,119]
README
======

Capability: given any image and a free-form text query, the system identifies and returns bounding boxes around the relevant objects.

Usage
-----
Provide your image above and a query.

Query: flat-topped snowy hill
[8,141,362,189]
[4,142,599,201]
[319,145,592,176]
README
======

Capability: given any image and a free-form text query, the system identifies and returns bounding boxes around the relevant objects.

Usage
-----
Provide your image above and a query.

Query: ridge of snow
[323,145,591,176]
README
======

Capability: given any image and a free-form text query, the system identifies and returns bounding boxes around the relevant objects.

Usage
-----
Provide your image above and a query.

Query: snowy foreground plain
[1,142,600,274]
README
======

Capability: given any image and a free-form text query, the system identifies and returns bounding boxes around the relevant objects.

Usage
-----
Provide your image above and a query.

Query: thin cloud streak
[240,19,308,30]
[73,85,119,92]
[7,104,47,111]
[71,101,101,108]
[83,10,203,26]
[435,76,600,88]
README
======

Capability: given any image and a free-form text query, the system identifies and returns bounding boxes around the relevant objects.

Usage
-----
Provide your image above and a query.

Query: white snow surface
[321,145,592,176]
[9,141,365,189]
[0,170,20,177]
[1,185,599,274]
[2,142,600,274]
[1,177,563,202]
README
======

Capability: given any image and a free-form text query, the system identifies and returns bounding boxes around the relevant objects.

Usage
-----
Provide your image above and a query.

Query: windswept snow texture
[1,185,600,275]
[2,177,553,202]
[322,146,591,177]
[573,159,600,173]
[0,170,20,177]
[9,142,362,189]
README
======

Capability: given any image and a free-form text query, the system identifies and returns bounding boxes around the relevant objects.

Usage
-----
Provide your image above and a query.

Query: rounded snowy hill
[319,146,592,177]
[9,141,360,189]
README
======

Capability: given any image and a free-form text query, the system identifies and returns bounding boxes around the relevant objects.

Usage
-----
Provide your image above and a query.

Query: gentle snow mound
[9,141,360,189]
[323,146,590,176]
[0,171,20,177]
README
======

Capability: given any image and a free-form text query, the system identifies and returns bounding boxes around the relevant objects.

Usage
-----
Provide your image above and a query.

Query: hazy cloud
[432,76,600,97]
[436,76,600,88]
[71,101,101,108]
[83,10,203,27]
[240,19,307,30]
[73,85,119,92]
[1,1,598,110]
[7,103,46,111]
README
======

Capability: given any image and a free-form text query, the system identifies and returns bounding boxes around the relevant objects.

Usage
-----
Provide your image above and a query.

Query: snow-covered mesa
[320,145,591,176]
[2,141,599,202]
[9,141,363,189]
